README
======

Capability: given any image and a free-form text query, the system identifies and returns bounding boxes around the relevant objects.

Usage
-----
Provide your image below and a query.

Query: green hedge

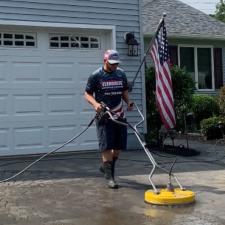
[218,86,225,116]
[200,116,225,140]
[190,94,220,129]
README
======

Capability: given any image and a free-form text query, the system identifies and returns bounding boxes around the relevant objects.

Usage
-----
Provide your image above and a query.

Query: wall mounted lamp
[124,32,139,56]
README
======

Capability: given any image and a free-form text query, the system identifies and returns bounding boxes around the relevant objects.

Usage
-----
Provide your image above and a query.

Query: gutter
[144,33,225,41]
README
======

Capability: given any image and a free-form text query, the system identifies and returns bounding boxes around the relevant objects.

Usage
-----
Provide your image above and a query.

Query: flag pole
[129,13,167,90]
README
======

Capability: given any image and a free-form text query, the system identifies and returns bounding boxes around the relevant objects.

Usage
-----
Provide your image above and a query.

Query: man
[84,49,133,189]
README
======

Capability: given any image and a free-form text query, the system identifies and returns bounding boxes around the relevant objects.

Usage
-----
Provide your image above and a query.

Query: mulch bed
[147,143,200,157]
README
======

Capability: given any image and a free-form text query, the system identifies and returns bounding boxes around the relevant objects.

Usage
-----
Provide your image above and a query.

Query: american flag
[150,19,176,129]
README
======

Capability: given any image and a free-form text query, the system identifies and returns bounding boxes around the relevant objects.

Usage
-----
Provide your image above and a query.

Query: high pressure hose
[0,116,96,183]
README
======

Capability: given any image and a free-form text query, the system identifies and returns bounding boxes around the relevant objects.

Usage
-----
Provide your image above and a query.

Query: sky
[179,0,218,14]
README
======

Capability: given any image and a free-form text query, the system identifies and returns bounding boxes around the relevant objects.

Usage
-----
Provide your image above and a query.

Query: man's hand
[127,101,134,111]
[94,102,102,113]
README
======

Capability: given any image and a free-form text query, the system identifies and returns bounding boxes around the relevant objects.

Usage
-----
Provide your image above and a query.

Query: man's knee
[102,149,113,161]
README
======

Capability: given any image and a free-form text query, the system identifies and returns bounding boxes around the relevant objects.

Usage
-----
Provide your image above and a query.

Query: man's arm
[122,89,133,111]
[84,91,102,112]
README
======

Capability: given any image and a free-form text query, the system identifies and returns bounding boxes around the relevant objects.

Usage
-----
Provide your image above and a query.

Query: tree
[214,0,225,23]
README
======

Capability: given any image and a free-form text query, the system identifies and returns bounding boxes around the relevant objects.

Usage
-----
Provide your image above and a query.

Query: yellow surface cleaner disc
[145,188,195,205]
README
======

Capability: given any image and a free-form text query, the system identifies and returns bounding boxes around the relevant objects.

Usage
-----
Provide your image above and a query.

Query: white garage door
[0,28,106,156]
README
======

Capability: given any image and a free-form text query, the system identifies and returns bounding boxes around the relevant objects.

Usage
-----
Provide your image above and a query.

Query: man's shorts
[96,118,127,152]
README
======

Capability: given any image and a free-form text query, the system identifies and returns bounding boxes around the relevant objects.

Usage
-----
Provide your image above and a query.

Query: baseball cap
[104,49,121,64]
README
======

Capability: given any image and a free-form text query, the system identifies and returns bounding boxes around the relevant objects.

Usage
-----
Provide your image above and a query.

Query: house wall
[0,0,146,150]
[144,36,225,95]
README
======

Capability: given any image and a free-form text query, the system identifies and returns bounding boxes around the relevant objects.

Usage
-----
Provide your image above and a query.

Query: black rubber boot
[103,161,112,180]
[111,157,118,180]
[99,164,104,174]
[111,158,119,189]
[102,161,118,189]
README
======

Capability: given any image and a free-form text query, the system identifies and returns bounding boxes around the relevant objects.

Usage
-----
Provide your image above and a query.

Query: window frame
[0,32,37,48]
[49,33,101,50]
[178,44,215,91]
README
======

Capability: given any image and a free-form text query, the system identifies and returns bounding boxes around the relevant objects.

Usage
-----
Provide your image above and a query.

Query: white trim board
[0,20,116,49]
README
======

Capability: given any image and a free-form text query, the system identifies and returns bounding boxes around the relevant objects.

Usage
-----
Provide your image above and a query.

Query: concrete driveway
[0,139,224,225]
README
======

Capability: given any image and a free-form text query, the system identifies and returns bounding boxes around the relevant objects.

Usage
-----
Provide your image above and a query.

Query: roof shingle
[142,0,225,40]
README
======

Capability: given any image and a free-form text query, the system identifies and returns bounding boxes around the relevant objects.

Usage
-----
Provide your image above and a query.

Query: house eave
[144,33,225,41]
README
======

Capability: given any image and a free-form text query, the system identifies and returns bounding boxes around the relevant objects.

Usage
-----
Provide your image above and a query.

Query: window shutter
[168,46,178,66]
[214,48,223,89]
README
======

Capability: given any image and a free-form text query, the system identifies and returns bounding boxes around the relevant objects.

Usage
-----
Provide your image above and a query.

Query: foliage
[200,116,225,139]
[214,0,225,23]
[200,88,225,140]
[170,66,196,119]
[218,85,225,116]
[190,94,220,128]
[145,67,160,140]
[145,65,195,140]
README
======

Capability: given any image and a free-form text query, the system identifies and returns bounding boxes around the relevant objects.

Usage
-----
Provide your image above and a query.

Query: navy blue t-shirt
[85,67,128,109]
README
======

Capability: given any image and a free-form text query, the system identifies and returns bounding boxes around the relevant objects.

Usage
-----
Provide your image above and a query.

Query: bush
[190,94,220,128]
[200,116,225,140]
[145,67,160,140]
[170,66,196,131]
[145,65,195,140]
[218,86,225,116]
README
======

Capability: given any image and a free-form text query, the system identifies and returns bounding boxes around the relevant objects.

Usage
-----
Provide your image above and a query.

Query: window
[49,34,100,49]
[178,46,214,90]
[0,32,36,47]
[197,48,212,89]
[180,47,195,82]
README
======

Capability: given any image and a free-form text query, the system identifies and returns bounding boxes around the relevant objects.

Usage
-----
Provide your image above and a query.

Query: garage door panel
[48,125,78,146]
[13,94,43,115]
[78,94,94,114]
[78,82,87,94]
[77,125,98,150]
[0,129,10,150]
[46,62,75,82]
[0,95,9,115]
[47,50,102,60]
[47,94,76,114]
[12,62,42,82]
[0,61,8,81]
[14,126,44,148]
[79,63,102,80]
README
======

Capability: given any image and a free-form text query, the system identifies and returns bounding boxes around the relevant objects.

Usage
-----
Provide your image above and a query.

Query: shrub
[190,94,220,128]
[200,116,225,140]
[218,86,225,116]
[170,66,195,130]
[145,65,195,140]
[145,67,160,140]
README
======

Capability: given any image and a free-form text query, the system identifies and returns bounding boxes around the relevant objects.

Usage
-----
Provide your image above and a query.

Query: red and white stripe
[150,39,176,129]
[111,101,124,119]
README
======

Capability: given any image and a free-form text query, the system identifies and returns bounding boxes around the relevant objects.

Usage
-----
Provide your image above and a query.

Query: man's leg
[100,149,118,189]
[101,149,120,179]
[111,149,120,179]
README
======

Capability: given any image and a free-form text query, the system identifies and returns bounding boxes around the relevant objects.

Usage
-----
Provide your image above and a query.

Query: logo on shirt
[101,80,123,88]
[101,80,123,96]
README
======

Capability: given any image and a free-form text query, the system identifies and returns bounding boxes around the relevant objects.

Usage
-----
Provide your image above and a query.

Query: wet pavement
[0,138,225,225]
